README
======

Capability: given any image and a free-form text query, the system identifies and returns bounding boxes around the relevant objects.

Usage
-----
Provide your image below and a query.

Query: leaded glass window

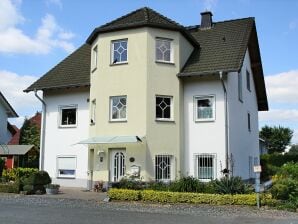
[112,39,127,64]
[110,96,127,121]
[156,38,172,62]
[156,96,172,120]
[155,155,172,181]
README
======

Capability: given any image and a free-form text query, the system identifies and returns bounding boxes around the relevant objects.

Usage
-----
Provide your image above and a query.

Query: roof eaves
[24,83,90,93]
[0,91,18,118]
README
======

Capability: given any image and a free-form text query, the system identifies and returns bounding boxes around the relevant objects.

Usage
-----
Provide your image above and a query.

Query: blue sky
[0,0,297,144]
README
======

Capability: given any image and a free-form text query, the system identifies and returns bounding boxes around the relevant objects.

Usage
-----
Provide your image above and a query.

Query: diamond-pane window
[156,96,173,120]
[112,40,128,64]
[155,155,172,181]
[156,38,172,62]
[111,96,127,120]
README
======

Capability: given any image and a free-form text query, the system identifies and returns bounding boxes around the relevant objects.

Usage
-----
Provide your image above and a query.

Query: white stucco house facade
[25,8,268,188]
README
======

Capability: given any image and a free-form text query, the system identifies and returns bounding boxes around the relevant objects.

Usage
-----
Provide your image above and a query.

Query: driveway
[0,191,297,224]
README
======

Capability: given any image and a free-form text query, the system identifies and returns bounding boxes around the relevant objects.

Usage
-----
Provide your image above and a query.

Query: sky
[0,0,297,144]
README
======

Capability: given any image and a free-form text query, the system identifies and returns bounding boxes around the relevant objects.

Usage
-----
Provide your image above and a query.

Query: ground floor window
[57,156,76,178]
[155,155,172,181]
[196,154,216,180]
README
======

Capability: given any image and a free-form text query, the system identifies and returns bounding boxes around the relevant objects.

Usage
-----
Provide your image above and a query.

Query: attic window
[156,38,173,63]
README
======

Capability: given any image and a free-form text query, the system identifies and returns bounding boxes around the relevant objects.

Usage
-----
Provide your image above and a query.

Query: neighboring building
[259,138,268,155]
[25,8,268,188]
[0,92,18,144]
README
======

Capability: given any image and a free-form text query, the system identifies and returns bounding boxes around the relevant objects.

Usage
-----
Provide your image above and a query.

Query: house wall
[0,103,10,144]
[183,75,226,179]
[89,27,193,181]
[227,49,260,180]
[43,88,89,188]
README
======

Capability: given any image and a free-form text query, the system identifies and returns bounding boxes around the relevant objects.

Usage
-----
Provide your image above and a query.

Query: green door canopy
[77,136,142,144]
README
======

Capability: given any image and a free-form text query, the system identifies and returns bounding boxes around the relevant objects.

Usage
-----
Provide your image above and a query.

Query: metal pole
[255,172,260,209]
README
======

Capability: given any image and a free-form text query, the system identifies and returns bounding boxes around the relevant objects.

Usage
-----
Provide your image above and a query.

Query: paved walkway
[35,187,107,201]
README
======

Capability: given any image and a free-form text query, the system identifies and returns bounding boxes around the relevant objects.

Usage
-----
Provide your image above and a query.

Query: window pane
[120,106,126,118]
[196,97,214,120]
[164,106,171,118]
[120,97,126,105]
[113,51,120,63]
[114,42,120,49]
[121,50,127,62]
[156,97,162,105]
[156,107,162,118]
[112,107,118,119]
[61,108,76,125]
[121,41,127,49]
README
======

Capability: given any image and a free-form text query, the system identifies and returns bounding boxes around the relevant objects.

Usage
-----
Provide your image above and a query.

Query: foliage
[45,184,60,189]
[23,185,34,194]
[2,168,38,182]
[168,176,205,193]
[112,178,145,190]
[288,144,298,155]
[271,178,298,200]
[211,176,248,195]
[19,118,40,148]
[0,180,20,193]
[276,162,298,179]
[108,189,276,206]
[259,125,293,154]
[0,158,4,177]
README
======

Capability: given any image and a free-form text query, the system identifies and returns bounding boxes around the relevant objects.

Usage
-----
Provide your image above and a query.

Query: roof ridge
[146,7,184,27]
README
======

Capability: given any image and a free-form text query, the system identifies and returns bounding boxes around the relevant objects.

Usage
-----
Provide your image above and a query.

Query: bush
[2,168,38,182]
[108,189,276,206]
[212,176,247,195]
[108,188,140,201]
[271,178,298,200]
[277,162,298,179]
[0,180,20,193]
[168,176,205,193]
[112,178,145,190]
[20,171,51,194]
[23,185,34,194]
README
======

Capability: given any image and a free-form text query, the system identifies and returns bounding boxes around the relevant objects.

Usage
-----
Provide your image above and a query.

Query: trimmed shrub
[108,188,140,201]
[0,180,20,193]
[23,185,34,194]
[212,176,247,195]
[108,189,276,206]
[2,168,38,182]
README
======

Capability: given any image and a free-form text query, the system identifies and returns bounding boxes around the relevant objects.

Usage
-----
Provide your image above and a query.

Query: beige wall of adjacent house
[89,27,193,181]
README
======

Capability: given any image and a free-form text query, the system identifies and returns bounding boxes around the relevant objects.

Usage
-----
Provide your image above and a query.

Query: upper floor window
[156,96,173,121]
[248,112,251,132]
[110,96,127,121]
[59,105,77,127]
[195,95,215,122]
[156,38,173,63]
[90,99,96,124]
[111,39,127,64]
[238,71,243,102]
[92,45,98,71]
[246,69,251,91]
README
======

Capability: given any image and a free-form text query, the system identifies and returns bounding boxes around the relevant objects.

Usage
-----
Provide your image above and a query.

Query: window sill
[57,176,76,179]
[110,62,128,66]
[59,125,77,128]
[155,119,175,123]
[195,119,215,123]
[109,119,127,123]
[91,67,97,73]
[155,61,175,65]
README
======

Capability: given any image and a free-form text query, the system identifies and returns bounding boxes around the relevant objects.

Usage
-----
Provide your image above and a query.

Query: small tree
[260,125,293,154]
[288,144,298,155]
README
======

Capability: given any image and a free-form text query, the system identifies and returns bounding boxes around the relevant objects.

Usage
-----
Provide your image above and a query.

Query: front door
[110,149,126,182]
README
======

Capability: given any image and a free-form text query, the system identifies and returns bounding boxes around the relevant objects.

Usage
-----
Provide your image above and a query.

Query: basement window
[155,155,173,181]
[196,154,216,181]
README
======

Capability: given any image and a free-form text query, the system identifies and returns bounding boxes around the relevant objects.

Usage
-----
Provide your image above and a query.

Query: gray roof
[0,145,34,155]
[24,44,91,92]
[0,91,18,118]
[179,18,268,111]
[86,7,199,47]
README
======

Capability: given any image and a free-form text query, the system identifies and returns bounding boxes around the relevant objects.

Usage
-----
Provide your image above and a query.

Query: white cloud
[46,0,63,9]
[259,109,298,122]
[203,0,218,11]
[0,70,41,124]
[0,0,74,54]
[293,130,298,144]
[265,70,298,104]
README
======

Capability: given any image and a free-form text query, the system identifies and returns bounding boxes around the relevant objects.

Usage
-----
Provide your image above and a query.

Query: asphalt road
[0,196,297,224]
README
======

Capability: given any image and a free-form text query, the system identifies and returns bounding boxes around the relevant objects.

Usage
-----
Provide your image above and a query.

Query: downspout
[219,71,229,175]
[34,89,46,170]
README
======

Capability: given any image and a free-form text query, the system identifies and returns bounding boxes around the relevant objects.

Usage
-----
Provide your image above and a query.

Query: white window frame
[155,95,174,121]
[238,71,243,102]
[154,154,174,182]
[195,153,216,182]
[92,45,98,71]
[90,99,96,125]
[194,95,215,122]
[56,156,77,179]
[111,39,128,64]
[110,96,127,122]
[58,105,78,128]
[246,69,251,92]
[155,38,174,63]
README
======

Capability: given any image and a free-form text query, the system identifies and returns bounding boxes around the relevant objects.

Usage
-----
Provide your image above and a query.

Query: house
[25,8,268,188]
[0,91,18,144]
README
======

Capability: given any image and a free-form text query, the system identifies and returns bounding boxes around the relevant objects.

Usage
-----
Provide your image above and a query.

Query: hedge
[108,189,276,206]
[0,181,20,193]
